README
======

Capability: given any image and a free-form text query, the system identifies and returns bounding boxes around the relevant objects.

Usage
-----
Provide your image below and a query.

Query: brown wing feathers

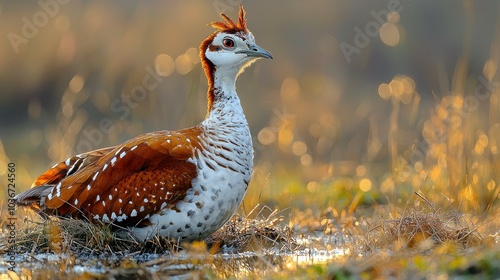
[30,147,115,188]
[16,127,202,227]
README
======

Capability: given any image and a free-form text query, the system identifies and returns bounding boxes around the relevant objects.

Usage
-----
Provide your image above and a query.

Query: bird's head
[200,5,272,85]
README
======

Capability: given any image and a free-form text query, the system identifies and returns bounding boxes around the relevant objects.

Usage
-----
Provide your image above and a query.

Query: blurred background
[0,0,499,217]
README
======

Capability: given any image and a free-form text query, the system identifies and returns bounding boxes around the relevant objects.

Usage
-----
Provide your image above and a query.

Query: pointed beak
[237,43,273,59]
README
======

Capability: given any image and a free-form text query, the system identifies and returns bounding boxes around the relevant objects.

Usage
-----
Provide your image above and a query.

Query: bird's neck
[202,66,251,149]
[205,66,245,122]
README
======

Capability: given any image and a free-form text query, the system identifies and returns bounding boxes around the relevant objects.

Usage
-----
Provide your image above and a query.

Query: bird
[14,5,272,242]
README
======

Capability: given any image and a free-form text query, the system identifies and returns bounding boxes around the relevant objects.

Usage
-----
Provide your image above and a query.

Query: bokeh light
[155,54,175,77]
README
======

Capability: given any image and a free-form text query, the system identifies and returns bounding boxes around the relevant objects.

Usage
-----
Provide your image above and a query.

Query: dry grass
[206,206,298,253]
[0,207,297,279]
[0,205,298,278]
[0,205,295,258]
[363,192,484,254]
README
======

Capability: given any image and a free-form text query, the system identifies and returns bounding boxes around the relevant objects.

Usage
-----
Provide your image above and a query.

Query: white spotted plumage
[55,182,62,198]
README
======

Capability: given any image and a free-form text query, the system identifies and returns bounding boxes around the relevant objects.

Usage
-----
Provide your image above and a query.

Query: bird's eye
[223,38,235,48]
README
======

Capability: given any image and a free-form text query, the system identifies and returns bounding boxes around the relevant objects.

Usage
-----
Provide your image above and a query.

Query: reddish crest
[209,5,248,33]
